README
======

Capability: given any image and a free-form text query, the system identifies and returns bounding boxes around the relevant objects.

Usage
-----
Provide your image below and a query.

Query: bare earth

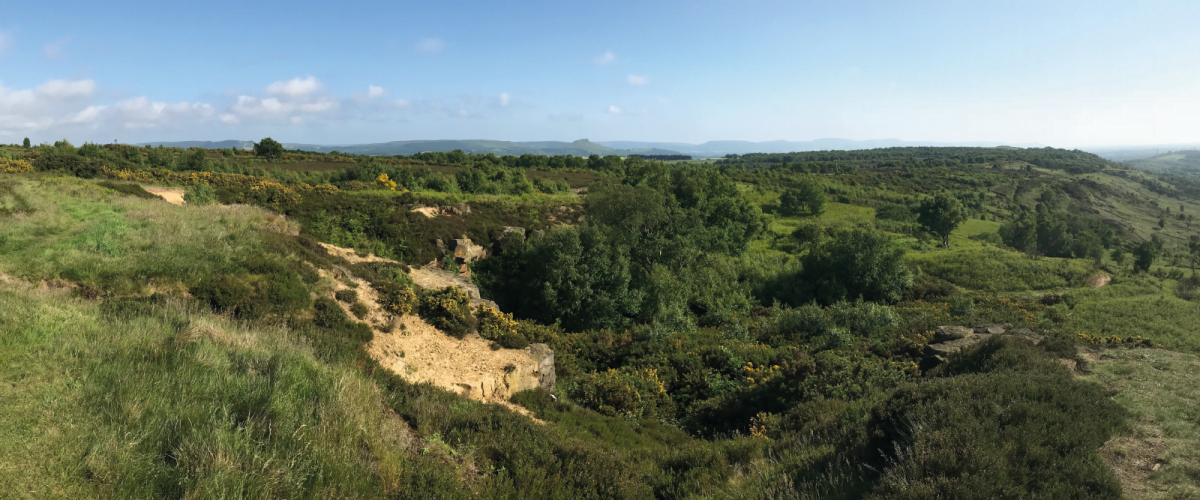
[317,244,541,417]
[143,187,186,205]
[412,206,441,218]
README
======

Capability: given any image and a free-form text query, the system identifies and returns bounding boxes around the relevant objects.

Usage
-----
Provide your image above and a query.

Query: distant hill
[133,137,1053,158]
[136,140,255,150]
[598,139,1046,157]
[1085,144,1200,162]
[282,139,685,157]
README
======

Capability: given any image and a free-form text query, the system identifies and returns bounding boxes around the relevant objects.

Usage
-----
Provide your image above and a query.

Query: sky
[3,0,1200,148]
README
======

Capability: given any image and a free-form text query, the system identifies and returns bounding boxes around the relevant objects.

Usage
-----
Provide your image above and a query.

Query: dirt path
[143,187,186,205]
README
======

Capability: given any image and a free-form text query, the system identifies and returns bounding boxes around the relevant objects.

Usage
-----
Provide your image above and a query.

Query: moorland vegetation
[1,138,1199,497]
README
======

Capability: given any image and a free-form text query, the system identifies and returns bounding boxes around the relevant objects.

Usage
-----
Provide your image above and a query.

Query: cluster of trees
[717,146,1122,175]
[476,163,767,332]
[778,178,826,216]
[998,189,1118,261]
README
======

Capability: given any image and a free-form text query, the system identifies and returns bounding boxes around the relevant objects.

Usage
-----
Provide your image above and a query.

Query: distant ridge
[132,137,1050,158]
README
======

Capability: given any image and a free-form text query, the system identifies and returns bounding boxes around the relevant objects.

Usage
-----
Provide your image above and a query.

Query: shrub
[375,281,417,316]
[334,289,357,303]
[190,275,254,317]
[867,338,1128,499]
[313,297,350,329]
[476,305,530,349]
[350,302,369,319]
[184,183,216,205]
[96,181,157,199]
[797,228,912,305]
[418,286,477,338]
[566,368,675,421]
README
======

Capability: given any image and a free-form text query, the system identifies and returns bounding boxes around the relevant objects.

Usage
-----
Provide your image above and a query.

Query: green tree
[479,226,639,332]
[1188,235,1200,276]
[253,137,285,160]
[998,212,1038,252]
[1133,235,1163,273]
[917,191,968,248]
[778,179,826,217]
[22,137,30,148]
[1158,217,1167,230]
[797,228,912,305]
[185,147,208,171]
[1110,247,1126,267]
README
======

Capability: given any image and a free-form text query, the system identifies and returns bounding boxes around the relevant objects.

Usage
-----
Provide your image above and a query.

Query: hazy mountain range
[137,137,1074,159]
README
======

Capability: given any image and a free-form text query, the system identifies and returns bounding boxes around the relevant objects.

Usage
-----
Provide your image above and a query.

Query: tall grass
[0,175,277,294]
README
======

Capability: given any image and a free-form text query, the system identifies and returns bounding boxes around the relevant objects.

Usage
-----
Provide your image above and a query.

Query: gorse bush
[417,286,477,338]
[475,305,530,349]
[375,281,417,316]
[566,368,675,421]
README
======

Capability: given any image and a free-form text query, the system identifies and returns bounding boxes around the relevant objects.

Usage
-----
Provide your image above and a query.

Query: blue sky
[3,0,1199,147]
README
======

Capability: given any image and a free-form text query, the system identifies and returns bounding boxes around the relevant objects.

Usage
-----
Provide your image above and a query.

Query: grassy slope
[1082,348,1200,499]
[0,173,790,498]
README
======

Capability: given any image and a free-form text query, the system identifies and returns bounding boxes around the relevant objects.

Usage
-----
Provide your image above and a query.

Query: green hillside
[2,141,1198,497]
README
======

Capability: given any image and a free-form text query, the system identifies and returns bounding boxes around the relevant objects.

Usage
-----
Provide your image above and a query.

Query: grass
[1081,348,1200,499]
[0,287,420,498]
[0,175,277,295]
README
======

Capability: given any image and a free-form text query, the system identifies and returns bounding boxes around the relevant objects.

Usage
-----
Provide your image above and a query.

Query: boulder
[924,334,992,362]
[974,323,1011,335]
[527,343,556,393]
[452,238,488,263]
[934,325,974,342]
[923,324,1044,367]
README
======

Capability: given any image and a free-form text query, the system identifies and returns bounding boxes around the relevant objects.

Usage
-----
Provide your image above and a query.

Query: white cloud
[395,98,411,107]
[627,74,648,86]
[0,78,216,136]
[69,105,105,124]
[266,76,321,98]
[367,85,385,98]
[607,105,622,114]
[593,50,616,65]
[219,113,239,124]
[37,79,96,98]
[499,92,510,106]
[43,37,71,59]
[112,96,214,128]
[415,37,445,54]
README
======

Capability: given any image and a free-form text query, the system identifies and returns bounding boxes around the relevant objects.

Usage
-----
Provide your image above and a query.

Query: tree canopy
[917,191,968,248]
[254,137,285,160]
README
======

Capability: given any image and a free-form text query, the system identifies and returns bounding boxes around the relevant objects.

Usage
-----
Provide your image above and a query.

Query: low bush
[190,275,255,317]
[183,183,216,205]
[866,338,1128,499]
[334,289,357,303]
[96,181,157,199]
[476,305,530,349]
[375,281,417,316]
[418,286,477,338]
[350,301,369,319]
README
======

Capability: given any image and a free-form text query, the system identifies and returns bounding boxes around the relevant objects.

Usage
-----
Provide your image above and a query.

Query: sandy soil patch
[319,242,394,265]
[412,206,441,218]
[1088,272,1113,288]
[144,187,186,205]
[319,265,541,419]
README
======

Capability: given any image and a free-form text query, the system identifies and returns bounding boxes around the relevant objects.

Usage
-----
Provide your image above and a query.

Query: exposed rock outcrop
[923,324,1044,366]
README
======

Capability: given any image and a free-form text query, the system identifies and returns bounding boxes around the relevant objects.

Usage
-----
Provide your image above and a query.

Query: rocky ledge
[923,324,1045,365]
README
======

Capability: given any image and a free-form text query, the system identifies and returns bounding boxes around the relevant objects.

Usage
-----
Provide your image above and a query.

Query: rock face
[923,324,1044,366]
[451,238,488,263]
